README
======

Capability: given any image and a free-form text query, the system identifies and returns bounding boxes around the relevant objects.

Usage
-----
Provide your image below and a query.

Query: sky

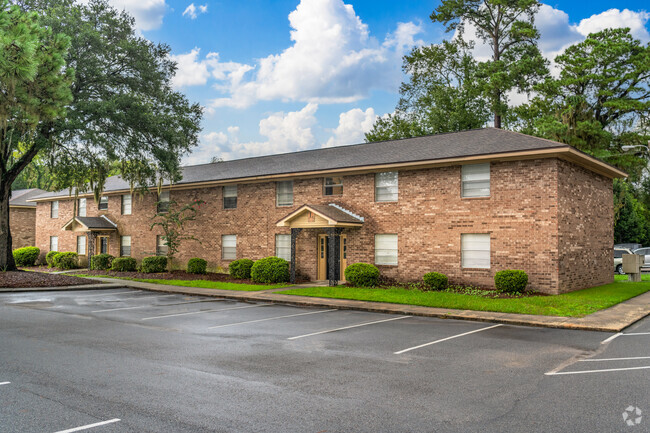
[100,0,650,165]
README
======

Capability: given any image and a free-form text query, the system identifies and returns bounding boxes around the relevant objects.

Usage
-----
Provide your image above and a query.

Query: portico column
[327,227,343,287]
[87,231,96,270]
[290,228,302,284]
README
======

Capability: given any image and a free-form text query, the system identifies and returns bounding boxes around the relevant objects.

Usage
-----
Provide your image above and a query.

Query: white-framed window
[122,194,132,215]
[51,201,59,218]
[461,163,490,198]
[156,235,168,256]
[461,233,491,269]
[78,198,86,217]
[157,190,170,213]
[98,196,108,210]
[276,181,293,207]
[223,185,237,209]
[120,236,132,257]
[275,234,291,261]
[375,172,398,202]
[77,236,86,255]
[222,235,237,260]
[50,236,58,252]
[323,177,343,196]
[375,234,398,265]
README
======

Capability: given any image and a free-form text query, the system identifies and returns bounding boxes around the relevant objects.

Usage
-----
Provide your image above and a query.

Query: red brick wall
[10,207,36,249]
[34,157,614,294]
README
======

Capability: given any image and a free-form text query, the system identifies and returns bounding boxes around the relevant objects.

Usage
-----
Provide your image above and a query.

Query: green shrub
[111,257,137,272]
[13,246,40,266]
[422,272,448,291]
[229,258,254,279]
[250,257,290,284]
[90,253,114,270]
[494,270,528,293]
[46,251,60,267]
[344,263,379,287]
[141,256,168,273]
[187,257,207,274]
[53,252,78,270]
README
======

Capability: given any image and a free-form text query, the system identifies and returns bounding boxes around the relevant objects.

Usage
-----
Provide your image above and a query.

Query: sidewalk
[67,277,650,332]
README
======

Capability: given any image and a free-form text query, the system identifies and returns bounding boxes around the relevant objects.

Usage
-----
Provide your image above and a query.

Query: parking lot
[0,288,648,432]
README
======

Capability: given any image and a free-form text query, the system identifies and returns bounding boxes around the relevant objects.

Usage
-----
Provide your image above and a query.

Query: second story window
[276,181,293,207]
[51,201,59,218]
[375,172,398,202]
[122,194,132,215]
[461,163,490,198]
[98,196,108,210]
[223,185,237,209]
[78,198,87,217]
[157,190,170,213]
[323,177,343,196]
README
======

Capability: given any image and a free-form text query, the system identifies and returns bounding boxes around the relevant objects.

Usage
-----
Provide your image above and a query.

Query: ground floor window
[156,235,168,256]
[50,236,58,252]
[461,233,490,269]
[222,235,236,260]
[77,236,86,255]
[275,234,291,261]
[120,236,132,257]
[375,234,398,265]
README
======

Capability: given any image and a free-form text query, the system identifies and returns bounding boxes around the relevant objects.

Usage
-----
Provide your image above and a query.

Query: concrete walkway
[21,276,644,333]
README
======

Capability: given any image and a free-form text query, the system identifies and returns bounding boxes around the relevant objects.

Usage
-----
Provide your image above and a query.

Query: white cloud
[78,0,167,31]
[183,3,208,20]
[170,48,211,88]
[325,107,377,147]
[575,8,650,42]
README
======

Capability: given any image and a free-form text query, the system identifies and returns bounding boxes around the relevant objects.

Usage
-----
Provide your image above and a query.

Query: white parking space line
[580,356,650,362]
[545,366,650,376]
[53,418,120,433]
[394,324,503,355]
[601,333,621,344]
[91,295,180,312]
[623,332,650,336]
[141,303,271,320]
[288,316,409,340]
[208,309,337,329]
[72,290,139,298]
[0,381,10,385]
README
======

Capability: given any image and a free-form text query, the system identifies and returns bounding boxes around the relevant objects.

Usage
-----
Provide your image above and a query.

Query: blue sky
[107,0,650,165]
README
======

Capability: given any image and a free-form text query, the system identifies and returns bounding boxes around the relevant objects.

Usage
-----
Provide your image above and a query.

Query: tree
[0,0,203,270]
[150,199,205,270]
[366,40,489,142]
[431,0,548,128]
[0,1,73,269]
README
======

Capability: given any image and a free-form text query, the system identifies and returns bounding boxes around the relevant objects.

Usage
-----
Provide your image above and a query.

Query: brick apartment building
[29,128,625,294]
[9,188,45,249]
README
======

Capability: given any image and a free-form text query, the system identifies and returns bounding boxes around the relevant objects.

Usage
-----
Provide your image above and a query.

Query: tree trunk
[494,113,501,129]
[0,182,17,271]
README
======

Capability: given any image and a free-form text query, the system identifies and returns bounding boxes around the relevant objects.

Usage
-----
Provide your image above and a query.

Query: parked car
[632,247,650,266]
[614,248,634,274]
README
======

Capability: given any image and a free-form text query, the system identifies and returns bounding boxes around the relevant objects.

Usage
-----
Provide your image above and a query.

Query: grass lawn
[71,274,290,291]
[276,279,650,317]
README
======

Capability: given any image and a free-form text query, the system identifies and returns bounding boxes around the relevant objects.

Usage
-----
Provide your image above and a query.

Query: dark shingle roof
[76,216,118,230]
[308,204,364,224]
[29,128,621,201]
[9,189,46,207]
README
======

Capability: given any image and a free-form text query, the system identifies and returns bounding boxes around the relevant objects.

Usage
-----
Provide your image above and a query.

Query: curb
[0,282,124,293]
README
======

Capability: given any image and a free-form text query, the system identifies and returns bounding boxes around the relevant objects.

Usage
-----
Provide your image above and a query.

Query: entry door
[340,234,347,282]
[96,236,109,255]
[317,234,327,280]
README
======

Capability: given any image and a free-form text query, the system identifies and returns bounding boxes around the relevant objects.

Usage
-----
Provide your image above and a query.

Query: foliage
[140,256,167,273]
[494,270,528,293]
[229,258,254,279]
[52,251,78,270]
[12,246,40,266]
[187,257,207,274]
[90,253,113,270]
[366,40,489,142]
[250,257,290,284]
[422,272,449,291]
[150,199,205,268]
[614,179,650,244]
[430,0,548,128]
[111,257,136,272]
[46,251,60,267]
[344,263,379,287]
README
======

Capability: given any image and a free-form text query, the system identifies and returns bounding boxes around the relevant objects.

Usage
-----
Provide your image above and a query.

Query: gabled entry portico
[62,215,118,268]
[277,204,363,286]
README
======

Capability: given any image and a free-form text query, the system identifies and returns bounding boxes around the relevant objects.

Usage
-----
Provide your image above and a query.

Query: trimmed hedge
[13,246,40,266]
[344,263,379,287]
[251,257,290,284]
[111,257,137,272]
[46,251,60,267]
[423,272,448,291]
[187,257,207,274]
[53,252,78,270]
[494,270,528,293]
[141,256,168,273]
[229,258,254,279]
[91,253,114,270]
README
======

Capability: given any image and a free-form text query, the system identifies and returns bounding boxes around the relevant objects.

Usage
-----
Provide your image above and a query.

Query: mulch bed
[76,269,311,284]
[1,271,93,288]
